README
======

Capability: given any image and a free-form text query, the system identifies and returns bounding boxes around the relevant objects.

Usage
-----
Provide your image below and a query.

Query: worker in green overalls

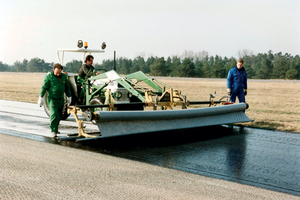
[38,63,72,137]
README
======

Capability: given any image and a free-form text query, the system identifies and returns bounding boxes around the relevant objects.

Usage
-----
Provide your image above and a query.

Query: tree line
[1,50,299,80]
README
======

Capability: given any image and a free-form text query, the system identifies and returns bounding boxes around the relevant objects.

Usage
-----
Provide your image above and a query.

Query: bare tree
[197,50,209,60]
[238,49,254,58]
[181,50,209,61]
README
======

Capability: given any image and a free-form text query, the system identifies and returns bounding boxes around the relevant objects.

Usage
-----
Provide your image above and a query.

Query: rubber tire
[43,91,70,120]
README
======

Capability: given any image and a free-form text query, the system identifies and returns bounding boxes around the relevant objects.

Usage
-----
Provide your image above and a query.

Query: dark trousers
[230,89,245,103]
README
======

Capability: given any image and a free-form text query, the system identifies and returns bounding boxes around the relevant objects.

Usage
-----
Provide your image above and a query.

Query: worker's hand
[67,97,72,106]
[244,89,247,96]
[227,88,231,96]
[38,96,44,107]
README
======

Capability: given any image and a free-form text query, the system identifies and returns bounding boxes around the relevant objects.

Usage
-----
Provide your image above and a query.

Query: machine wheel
[43,92,70,120]
[89,97,105,124]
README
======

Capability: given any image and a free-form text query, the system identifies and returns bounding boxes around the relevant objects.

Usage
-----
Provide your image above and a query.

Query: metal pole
[114,51,116,71]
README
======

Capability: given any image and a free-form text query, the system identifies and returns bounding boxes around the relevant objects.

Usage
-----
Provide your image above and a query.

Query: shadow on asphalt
[54,125,243,154]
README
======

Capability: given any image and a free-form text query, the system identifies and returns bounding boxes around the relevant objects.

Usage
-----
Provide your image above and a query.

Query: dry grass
[158,78,300,133]
[1,72,299,133]
[0,73,44,103]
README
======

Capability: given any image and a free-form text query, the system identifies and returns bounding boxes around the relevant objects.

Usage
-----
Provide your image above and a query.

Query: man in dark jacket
[77,55,99,102]
[38,63,72,136]
[227,59,247,103]
[78,55,95,78]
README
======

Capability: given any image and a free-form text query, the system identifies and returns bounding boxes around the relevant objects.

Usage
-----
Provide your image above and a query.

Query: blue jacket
[227,66,247,92]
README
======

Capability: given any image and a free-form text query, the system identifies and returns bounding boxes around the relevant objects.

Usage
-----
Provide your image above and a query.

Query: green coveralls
[40,71,71,132]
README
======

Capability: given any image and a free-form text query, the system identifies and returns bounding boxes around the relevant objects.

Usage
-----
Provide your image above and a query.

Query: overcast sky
[1,0,299,65]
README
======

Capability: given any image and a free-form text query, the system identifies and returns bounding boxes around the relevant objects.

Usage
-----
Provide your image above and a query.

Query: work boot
[51,131,60,137]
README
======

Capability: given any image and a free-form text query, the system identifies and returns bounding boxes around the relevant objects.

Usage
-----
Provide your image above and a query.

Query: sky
[0,0,299,65]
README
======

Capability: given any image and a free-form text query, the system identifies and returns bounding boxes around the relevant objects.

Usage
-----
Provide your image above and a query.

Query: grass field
[0,72,299,133]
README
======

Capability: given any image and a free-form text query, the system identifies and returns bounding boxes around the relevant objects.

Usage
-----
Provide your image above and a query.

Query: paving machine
[43,41,253,142]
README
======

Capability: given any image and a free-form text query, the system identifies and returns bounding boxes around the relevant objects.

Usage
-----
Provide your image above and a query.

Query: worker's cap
[53,63,63,70]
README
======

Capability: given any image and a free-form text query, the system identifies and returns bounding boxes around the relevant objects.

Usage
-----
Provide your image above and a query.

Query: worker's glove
[38,96,44,107]
[244,89,247,96]
[67,97,72,106]
[227,88,231,96]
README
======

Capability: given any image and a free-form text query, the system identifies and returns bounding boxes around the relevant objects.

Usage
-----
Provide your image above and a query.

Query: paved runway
[1,133,300,200]
[0,100,97,138]
[1,100,300,199]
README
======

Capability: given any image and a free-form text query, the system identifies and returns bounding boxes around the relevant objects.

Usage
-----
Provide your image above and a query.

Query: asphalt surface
[2,133,300,200]
[1,100,300,199]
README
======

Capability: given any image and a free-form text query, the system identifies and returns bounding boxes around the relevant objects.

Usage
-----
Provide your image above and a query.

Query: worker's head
[53,63,63,76]
[236,59,244,69]
[85,55,94,66]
